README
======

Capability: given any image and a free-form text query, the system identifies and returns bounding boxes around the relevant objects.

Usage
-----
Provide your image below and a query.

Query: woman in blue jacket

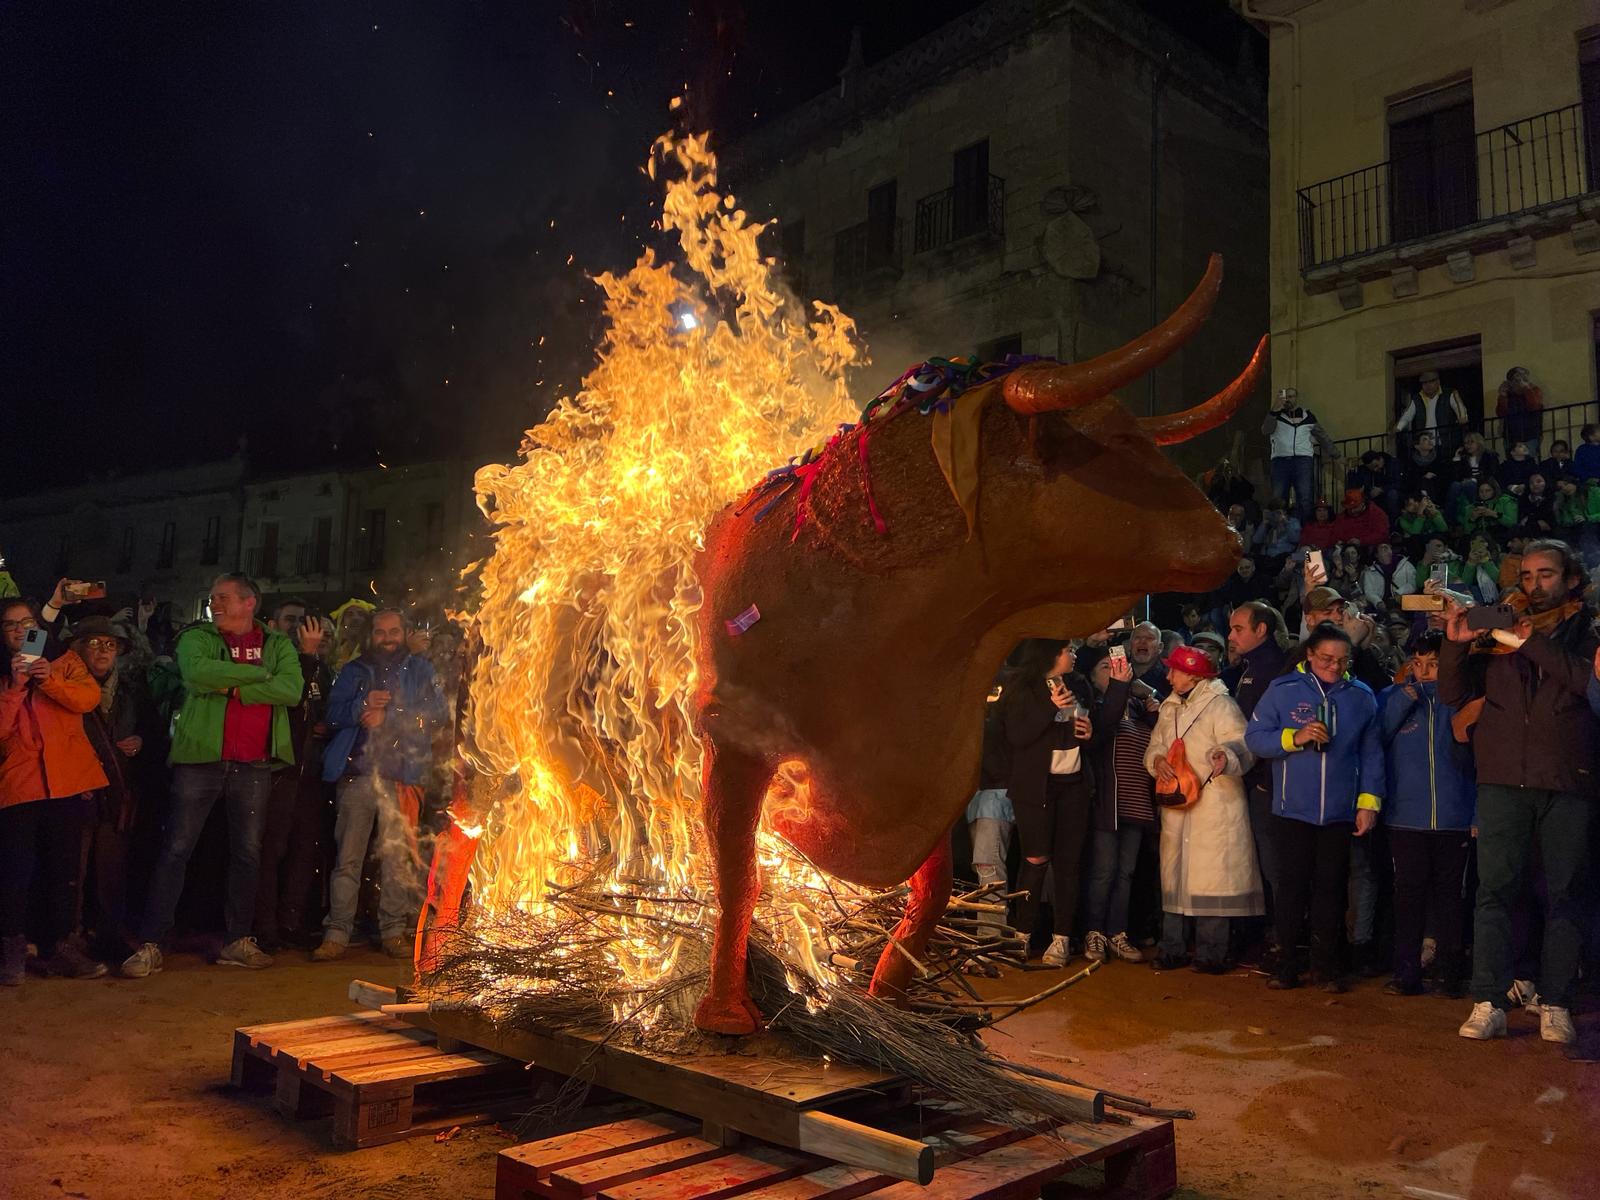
[1245,624,1384,991]
[1377,632,1475,997]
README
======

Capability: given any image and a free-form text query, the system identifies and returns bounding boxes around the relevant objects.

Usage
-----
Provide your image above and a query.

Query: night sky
[1,1,1254,496]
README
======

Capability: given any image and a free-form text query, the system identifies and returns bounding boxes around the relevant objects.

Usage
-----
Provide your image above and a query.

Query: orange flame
[463,130,868,1013]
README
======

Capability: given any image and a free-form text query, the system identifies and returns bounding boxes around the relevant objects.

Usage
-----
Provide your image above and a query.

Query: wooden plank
[304,1043,461,1082]
[258,1020,415,1056]
[415,1008,896,1109]
[601,1143,814,1200]
[411,1010,924,1183]
[340,1047,516,1086]
[732,1162,889,1200]
[286,1028,435,1063]
[503,1116,699,1182]
[238,1010,393,1040]
[349,978,399,1008]
[548,1135,727,1197]
[867,1133,1087,1200]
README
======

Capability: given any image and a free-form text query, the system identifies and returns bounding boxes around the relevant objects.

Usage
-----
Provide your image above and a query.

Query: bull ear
[1139,335,1270,447]
[1001,254,1222,415]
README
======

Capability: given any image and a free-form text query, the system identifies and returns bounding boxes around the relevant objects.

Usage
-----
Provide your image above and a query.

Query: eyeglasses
[2,619,37,633]
[81,638,122,652]
[1310,652,1351,669]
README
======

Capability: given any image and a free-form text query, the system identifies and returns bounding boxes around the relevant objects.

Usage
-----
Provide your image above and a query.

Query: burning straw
[410,872,1152,1134]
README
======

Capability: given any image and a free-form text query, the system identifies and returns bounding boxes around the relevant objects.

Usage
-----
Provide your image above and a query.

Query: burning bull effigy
[409,130,1260,1124]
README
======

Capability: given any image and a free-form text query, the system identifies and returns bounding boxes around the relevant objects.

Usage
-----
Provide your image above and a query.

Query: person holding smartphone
[1002,639,1096,967]
[1245,623,1385,992]
[0,599,111,985]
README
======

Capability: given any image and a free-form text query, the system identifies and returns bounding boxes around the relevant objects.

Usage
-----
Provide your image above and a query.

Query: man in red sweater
[1330,488,1389,548]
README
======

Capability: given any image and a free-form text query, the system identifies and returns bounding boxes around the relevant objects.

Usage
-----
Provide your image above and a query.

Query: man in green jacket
[123,573,303,976]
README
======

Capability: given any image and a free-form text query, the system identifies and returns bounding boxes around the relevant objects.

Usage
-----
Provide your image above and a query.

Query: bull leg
[868,824,954,1003]
[694,740,770,1036]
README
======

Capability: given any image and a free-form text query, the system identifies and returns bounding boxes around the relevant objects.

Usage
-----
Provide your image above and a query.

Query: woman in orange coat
[0,599,109,984]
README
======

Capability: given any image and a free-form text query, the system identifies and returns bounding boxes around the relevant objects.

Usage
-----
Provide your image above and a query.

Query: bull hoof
[694,994,763,1036]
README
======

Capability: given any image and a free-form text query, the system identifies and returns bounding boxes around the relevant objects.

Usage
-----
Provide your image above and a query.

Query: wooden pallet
[495,1108,1177,1200]
[231,1010,530,1147]
[389,1000,1166,1196]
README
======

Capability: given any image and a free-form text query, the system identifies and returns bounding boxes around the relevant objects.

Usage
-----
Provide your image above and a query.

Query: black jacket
[1004,672,1095,811]
[287,652,334,776]
[1233,638,1289,794]
[1438,608,1599,794]
[1087,678,1156,831]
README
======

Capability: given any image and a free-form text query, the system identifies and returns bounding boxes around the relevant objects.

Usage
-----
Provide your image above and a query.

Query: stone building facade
[727,0,1269,471]
[0,458,476,619]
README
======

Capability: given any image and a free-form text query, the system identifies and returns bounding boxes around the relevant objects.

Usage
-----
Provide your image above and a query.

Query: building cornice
[724,0,1264,178]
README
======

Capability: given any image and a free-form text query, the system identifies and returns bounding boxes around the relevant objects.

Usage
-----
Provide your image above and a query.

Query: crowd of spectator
[967,386,1600,1048]
[0,567,461,989]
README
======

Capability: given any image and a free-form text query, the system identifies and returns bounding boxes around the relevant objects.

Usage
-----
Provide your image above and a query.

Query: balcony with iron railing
[832,218,904,292]
[1314,400,1600,505]
[1297,101,1600,276]
[913,175,1005,253]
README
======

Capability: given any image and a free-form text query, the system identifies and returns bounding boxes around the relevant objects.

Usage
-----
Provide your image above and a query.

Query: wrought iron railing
[1317,400,1600,504]
[913,175,1005,252]
[1297,102,1598,271]
[295,540,332,576]
[833,218,904,291]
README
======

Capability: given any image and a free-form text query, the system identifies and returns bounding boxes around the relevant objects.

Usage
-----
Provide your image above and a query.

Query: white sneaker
[1420,936,1437,968]
[1109,932,1144,963]
[121,942,163,979]
[1508,978,1541,1011]
[1458,1001,1507,1040]
[1539,1005,1577,1045]
[1084,931,1108,961]
[218,936,273,969]
[1041,935,1071,967]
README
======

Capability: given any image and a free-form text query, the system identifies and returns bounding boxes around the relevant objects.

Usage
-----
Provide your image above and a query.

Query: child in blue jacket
[1377,632,1475,997]
[1245,623,1384,991]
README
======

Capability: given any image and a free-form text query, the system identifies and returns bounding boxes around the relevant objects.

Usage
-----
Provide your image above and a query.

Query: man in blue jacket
[1245,624,1384,992]
[312,608,449,961]
[1377,632,1474,998]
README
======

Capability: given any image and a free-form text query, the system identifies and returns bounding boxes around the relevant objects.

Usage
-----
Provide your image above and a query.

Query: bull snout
[1162,506,1243,593]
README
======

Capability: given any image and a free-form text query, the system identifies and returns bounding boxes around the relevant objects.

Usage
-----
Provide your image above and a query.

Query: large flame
[463,130,866,1008]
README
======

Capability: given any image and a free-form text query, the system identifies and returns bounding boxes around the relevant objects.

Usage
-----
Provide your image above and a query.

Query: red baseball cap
[1162,644,1218,679]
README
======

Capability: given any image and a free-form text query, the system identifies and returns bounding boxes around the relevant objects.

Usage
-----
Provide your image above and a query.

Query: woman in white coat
[1144,644,1264,973]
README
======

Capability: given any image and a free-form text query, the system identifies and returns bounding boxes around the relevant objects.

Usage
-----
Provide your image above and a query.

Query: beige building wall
[1256,0,1600,445]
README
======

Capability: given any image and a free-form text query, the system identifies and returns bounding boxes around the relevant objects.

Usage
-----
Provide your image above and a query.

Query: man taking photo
[1440,539,1595,1045]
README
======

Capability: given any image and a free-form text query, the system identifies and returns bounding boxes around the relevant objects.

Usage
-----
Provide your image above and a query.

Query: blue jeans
[1270,455,1316,521]
[141,761,273,945]
[323,774,421,944]
[1085,825,1145,936]
[1160,911,1229,966]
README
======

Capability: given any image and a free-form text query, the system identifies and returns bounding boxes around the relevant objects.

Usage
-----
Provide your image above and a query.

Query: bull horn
[1001,253,1223,415]
[1139,334,1270,447]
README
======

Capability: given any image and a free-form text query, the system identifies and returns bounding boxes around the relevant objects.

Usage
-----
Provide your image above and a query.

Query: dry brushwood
[409,872,1174,1134]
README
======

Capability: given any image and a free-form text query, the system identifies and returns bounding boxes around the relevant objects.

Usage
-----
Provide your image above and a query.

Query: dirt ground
[1,947,1594,1200]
